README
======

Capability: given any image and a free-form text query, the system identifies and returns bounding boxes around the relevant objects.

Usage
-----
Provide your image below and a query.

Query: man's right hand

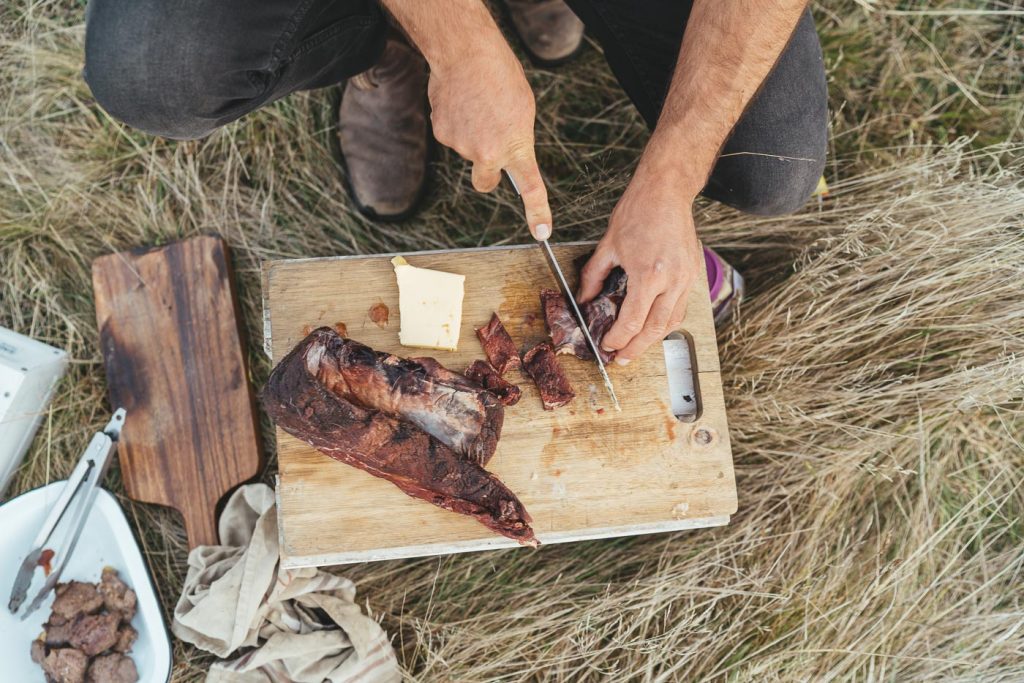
[383,0,552,240]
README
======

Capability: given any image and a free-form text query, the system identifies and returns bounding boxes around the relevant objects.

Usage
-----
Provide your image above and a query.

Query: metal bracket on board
[663,331,701,422]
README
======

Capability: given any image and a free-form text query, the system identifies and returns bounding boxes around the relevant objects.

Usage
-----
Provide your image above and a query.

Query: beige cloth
[172,484,400,683]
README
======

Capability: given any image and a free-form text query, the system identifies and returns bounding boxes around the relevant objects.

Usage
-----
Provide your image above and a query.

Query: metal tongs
[7,408,126,619]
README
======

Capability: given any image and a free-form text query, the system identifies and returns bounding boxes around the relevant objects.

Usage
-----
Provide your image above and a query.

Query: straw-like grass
[1,1,1021,680]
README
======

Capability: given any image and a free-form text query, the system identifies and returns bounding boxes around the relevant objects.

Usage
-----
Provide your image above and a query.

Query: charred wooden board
[93,235,262,548]
[263,242,735,566]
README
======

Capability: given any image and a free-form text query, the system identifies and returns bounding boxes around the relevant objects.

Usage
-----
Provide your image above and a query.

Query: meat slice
[31,638,47,664]
[42,648,89,683]
[50,581,103,626]
[98,568,137,622]
[541,266,627,364]
[114,625,138,654]
[475,313,521,375]
[45,620,75,647]
[68,612,121,656]
[523,343,575,410]
[464,360,521,406]
[87,653,139,683]
[262,332,537,546]
[303,329,503,465]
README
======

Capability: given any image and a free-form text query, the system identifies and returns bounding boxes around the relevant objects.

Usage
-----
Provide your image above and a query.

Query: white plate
[0,482,172,682]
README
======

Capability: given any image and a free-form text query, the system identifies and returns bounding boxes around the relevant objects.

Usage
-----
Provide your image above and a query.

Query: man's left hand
[577,172,702,365]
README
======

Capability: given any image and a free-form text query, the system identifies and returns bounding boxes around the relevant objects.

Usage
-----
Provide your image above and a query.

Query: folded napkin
[172,484,400,683]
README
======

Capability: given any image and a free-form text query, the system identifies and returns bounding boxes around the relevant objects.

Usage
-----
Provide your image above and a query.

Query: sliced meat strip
[262,333,537,547]
[540,288,588,359]
[42,647,89,683]
[464,360,521,406]
[68,612,121,656]
[540,265,627,364]
[523,343,575,410]
[87,653,139,683]
[304,328,503,466]
[50,581,103,626]
[99,568,137,622]
[475,313,521,375]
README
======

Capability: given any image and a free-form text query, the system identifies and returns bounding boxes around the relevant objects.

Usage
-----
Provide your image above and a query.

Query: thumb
[505,153,552,241]
[577,247,615,303]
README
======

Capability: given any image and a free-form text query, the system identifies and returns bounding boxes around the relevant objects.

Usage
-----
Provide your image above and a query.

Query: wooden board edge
[262,240,600,272]
[278,514,732,569]
[261,261,273,359]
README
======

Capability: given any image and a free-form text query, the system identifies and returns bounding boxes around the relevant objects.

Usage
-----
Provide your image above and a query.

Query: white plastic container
[0,327,67,498]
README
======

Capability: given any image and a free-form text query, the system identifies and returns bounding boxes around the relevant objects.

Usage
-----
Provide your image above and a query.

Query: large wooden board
[93,235,262,548]
[264,242,735,566]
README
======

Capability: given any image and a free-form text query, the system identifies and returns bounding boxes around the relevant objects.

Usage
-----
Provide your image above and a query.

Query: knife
[502,170,622,411]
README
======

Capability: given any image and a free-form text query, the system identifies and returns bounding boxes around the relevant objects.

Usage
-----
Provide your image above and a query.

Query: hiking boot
[503,0,585,66]
[338,36,430,221]
[704,247,745,327]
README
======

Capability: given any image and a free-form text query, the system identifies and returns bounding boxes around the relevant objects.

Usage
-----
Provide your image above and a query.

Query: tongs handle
[8,409,126,618]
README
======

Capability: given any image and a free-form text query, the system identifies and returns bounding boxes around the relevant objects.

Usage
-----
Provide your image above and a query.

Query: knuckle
[621,319,643,334]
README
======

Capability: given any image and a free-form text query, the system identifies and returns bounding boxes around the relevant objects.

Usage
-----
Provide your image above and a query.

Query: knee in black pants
[83,0,386,140]
[705,153,825,217]
[84,0,247,140]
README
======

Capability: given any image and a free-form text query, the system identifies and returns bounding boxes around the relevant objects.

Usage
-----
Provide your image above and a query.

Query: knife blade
[539,239,621,412]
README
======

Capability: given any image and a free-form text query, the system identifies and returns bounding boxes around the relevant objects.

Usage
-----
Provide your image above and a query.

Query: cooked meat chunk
[523,343,575,410]
[98,568,137,621]
[45,619,75,647]
[262,332,537,546]
[50,581,103,625]
[42,648,89,683]
[31,638,47,664]
[113,625,138,654]
[464,360,521,406]
[86,653,139,683]
[540,266,627,364]
[303,328,504,465]
[68,612,121,656]
[475,313,521,375]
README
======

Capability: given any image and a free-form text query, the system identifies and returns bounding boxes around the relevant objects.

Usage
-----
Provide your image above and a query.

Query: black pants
[84,0,827,216]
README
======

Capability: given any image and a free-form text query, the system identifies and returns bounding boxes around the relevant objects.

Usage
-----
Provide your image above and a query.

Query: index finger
[504,153,552,241]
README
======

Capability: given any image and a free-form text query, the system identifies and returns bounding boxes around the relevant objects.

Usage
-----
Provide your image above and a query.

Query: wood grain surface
[264,242,736,566]
[93,235,262,548]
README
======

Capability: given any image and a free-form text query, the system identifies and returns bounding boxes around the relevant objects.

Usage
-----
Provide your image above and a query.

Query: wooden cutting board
[93,235,262,548]
[263,242,736,567]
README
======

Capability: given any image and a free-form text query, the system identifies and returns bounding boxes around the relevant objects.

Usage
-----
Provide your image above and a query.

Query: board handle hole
[662,331,702,423]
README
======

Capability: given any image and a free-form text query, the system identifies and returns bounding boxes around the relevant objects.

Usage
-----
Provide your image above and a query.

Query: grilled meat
[304,329,503,466]
[523,343,575,410]
[475,313,521,375]
[464,360,521,406]
[263,330,537,546]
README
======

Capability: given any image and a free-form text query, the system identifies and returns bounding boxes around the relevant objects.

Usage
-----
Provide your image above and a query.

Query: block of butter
[391,256,465,351]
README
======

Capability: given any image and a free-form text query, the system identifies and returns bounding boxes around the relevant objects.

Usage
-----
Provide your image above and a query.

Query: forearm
[640,0,808,197]
[381,0,511,75]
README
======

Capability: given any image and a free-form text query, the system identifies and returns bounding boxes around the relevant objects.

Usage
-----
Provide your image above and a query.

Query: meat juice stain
[38,548,55,576]
[368,302,389,328]
[334,321,348,337]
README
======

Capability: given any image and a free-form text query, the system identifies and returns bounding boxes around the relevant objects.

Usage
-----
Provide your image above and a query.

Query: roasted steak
[49,581,103,625]
[41,647,89,683]
[87,653,138,683]
[98,567,137,622]
[464,360,521,406]
[475,313,521,375]
[302,329,503,465]
[541,265,627,364]
[263,330,537,546]
[523,342,575,410]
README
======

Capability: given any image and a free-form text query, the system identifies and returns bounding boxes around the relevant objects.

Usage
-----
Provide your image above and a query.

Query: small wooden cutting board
[264,242,736,566]
[93,235,262,548]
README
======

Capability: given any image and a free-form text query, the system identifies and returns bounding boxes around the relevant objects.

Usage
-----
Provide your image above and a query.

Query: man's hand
[382,0,552,240]
[578,168,702,365]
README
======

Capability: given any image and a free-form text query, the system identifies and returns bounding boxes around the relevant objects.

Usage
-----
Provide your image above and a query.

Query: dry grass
[1,1,1022,680]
